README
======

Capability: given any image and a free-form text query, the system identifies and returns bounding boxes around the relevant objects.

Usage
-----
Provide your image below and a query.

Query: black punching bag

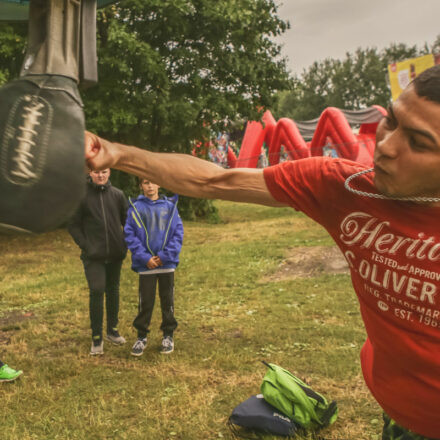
[0,0,97,233]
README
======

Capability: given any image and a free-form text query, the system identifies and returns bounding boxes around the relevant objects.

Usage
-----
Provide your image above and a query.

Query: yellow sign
[388,54,435,101]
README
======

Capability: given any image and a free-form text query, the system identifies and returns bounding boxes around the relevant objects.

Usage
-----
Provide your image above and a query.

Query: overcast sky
[275,0,440,75]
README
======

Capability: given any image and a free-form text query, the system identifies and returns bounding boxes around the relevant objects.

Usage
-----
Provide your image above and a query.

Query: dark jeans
[133,272,178,339]
[82,259,123,338]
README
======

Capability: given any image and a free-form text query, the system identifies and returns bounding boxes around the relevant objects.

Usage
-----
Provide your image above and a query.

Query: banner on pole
[388,54,438,101]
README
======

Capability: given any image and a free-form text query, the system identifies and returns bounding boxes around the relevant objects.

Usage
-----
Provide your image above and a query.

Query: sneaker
[0,364,23,382]
[160,336,174,354]
[90,337,104,356]
[106,328,126,345]
[131,338,147,357]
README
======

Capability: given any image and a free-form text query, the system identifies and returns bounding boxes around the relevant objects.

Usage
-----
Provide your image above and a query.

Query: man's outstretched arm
[85,132,285,207]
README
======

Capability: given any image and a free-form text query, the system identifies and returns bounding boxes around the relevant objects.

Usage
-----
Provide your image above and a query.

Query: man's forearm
[113,143,219,198]
[108,141,280,205]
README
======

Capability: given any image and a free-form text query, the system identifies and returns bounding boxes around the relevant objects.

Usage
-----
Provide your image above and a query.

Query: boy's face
[89,168,110,185]
[140,179,160,200]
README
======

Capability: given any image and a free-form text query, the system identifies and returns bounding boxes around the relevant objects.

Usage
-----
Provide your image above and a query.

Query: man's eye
[409,136,428,152]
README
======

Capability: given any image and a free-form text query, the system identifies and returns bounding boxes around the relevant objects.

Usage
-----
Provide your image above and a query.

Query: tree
[431,34,440,53]
[0,23,27,86]
[83,0,290,146]
[82,0,291,218]
[275,40,435,121]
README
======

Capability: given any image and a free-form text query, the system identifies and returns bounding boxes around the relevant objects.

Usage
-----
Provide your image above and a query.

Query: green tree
[82,0,291,219]
[87,0,290,146]
[431,34,440,53]
[0,23,26,86]
[275,40,434,121]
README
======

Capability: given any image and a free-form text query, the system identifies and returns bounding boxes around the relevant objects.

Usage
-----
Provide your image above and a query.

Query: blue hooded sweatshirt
[124,194,183,273]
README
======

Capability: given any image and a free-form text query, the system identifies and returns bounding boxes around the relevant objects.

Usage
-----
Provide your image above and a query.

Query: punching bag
[0,0,96,233]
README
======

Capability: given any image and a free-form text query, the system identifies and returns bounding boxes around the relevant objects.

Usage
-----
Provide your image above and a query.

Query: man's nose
[376,130,401,159]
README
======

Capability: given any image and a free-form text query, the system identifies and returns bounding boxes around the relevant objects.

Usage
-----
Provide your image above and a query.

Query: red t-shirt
[264,156,440,438]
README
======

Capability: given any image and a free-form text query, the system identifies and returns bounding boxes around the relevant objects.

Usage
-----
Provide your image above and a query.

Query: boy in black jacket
[68,169,128,355]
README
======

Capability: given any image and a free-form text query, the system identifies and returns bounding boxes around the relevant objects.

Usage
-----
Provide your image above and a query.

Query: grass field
[0,201,382,440]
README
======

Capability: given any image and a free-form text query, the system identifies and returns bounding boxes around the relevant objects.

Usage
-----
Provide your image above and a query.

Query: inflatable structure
[228,106,387,168]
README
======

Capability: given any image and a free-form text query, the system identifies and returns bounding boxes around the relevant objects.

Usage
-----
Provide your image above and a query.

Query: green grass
[0,201,381,440]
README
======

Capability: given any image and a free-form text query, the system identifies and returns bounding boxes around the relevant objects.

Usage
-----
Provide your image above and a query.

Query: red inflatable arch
[227,105,387,168]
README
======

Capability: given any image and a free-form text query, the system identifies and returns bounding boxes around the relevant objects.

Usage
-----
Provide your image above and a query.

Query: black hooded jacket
[68,179,128,261]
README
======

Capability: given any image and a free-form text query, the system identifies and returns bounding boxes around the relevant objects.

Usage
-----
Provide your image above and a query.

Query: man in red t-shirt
[85,65,440,439]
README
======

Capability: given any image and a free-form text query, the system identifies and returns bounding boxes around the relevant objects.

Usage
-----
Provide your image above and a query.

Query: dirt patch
[0,310,35,330]
[0,334,11,344]
[262,246,349,281]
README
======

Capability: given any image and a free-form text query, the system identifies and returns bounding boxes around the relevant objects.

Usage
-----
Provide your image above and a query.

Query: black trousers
[133,272,178,339]
[82,259,123,338]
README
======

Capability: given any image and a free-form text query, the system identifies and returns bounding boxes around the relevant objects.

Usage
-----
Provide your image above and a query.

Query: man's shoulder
[270,156,367,180]
[321,157,367,177]
[301,156,366,170]
[264,156,372,209]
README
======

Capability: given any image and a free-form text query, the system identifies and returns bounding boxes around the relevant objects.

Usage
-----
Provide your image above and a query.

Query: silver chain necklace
[344,168,440,203]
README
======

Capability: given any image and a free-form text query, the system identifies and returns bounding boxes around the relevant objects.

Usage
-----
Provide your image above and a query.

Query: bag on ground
[228,394,297,437]
[260,362,338,430]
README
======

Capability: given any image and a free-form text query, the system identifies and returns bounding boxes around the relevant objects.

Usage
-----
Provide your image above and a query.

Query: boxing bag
[0,0,97,233]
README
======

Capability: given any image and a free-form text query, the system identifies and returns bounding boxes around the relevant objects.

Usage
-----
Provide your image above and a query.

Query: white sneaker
[90,339,104,355]
[160,336,174,354]
[131,338,147,357]
[106,329,126,345]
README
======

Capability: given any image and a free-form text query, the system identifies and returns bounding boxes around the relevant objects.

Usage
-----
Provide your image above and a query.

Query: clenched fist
[85,131,121,171]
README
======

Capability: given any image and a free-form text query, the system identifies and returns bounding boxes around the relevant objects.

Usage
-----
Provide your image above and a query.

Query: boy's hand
[147,257,158,269]
[154,256,163,266]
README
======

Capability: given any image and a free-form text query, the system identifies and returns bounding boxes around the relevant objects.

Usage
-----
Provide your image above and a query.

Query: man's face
[89,169,110,185]
[373,85,440,203]
[140,179,159,200]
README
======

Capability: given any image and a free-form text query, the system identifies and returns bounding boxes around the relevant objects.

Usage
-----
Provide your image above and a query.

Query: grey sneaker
[160,336,174,354]
[90,338,104,356]
[106,329,126,345]
[131,338,147,357]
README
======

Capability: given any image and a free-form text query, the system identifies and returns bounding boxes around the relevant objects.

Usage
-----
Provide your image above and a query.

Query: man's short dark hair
[412,64,440,104]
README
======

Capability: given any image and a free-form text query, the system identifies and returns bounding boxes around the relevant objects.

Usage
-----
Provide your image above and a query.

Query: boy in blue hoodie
[124,179,183,356]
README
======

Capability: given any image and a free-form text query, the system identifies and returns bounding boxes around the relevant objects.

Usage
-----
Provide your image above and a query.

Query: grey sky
[275,0,440,75]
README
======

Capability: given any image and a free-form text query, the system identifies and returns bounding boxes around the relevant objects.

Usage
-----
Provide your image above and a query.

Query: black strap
[261,360,275,370]
[319,400,338,427]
